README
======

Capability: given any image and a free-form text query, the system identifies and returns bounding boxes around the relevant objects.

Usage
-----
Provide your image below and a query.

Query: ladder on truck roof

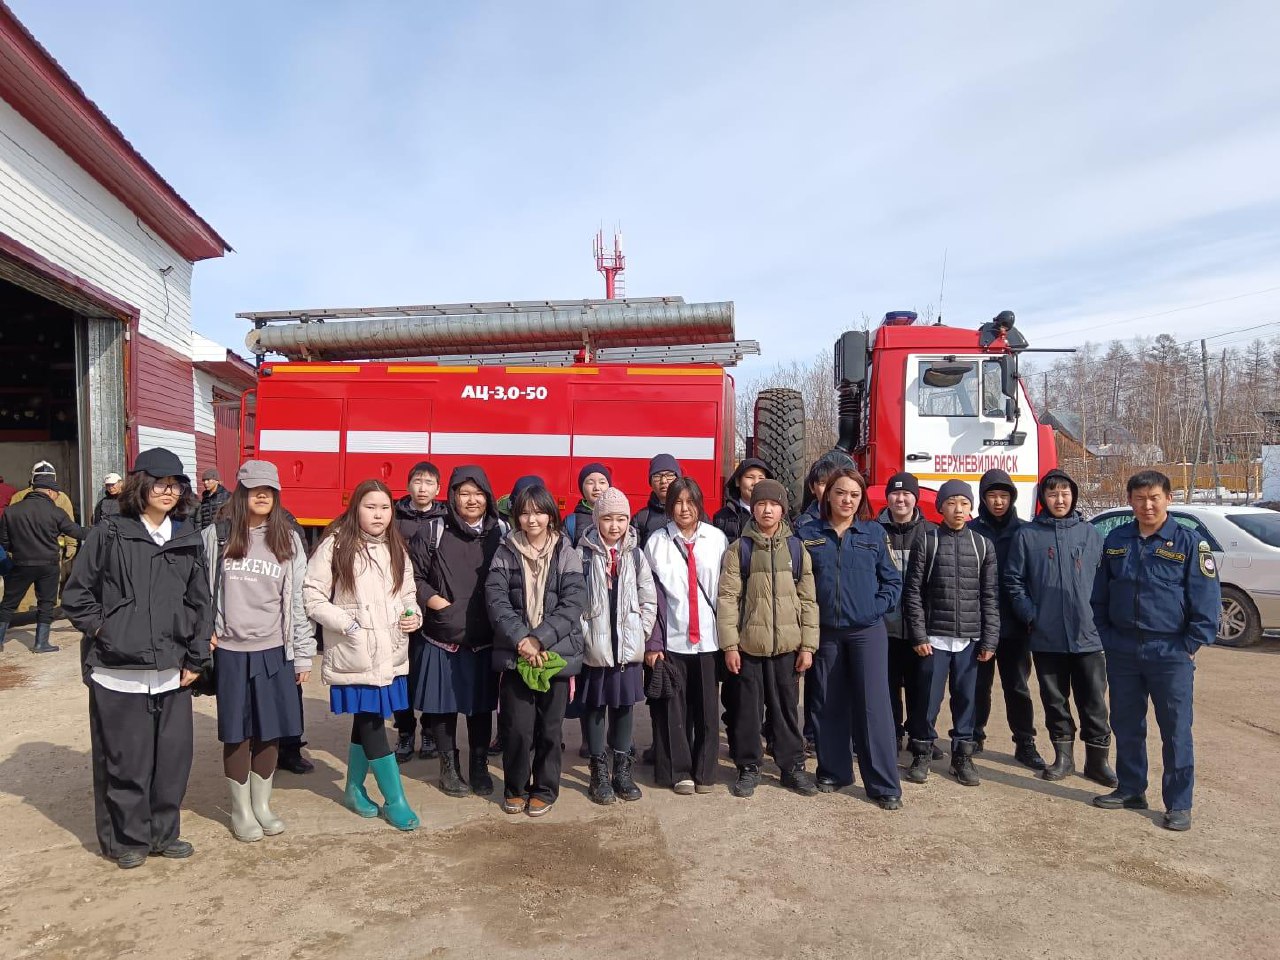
[239,297,758,367]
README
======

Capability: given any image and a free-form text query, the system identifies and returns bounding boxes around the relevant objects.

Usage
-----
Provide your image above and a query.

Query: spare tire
[754,388,806,512]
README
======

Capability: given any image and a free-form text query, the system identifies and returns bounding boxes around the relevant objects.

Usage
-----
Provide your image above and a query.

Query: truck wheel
[754,388,806,511]
[1217,585,1262,647]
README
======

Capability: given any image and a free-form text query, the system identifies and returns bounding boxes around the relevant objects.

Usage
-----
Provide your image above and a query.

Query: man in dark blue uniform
[1090,470,1220,831]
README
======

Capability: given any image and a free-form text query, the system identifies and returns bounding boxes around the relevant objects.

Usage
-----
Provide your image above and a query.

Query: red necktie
[608,546,618,582]
[684,539,701,647]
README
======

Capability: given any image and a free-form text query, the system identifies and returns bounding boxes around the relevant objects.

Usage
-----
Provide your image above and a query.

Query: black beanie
[885,472,919,499]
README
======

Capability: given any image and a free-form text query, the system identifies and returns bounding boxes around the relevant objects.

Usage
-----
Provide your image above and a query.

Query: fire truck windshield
[917,360,1006,419]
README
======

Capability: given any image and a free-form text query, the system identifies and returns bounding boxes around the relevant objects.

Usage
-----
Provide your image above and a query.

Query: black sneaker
[419,731,439,760]
[117,850,147,870]
[1092,789,1149,811]
[781,766,819,797]
[154,840,194,859]
[277,746,314,775]
[1162,810,1191,832]
[731,765,761,798]
[875,796,903,811]
[815,775,841,793]
[395,732,415,764]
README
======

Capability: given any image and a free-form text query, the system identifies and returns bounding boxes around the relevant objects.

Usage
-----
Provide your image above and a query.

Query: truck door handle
[906,452,930,462]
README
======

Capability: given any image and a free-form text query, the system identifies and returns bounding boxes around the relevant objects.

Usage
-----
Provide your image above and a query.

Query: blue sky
[12,1,1280,373]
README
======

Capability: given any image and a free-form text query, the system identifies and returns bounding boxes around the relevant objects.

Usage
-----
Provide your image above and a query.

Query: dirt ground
[1,623,1278,960]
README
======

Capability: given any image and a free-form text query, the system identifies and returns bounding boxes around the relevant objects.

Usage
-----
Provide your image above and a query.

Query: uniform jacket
[196,484,231,530]
[1091,515,1220,650]
[409,466,505,650]
[717,520,819,657]
[798,517,901,631]
[579,526,657,668]
[903,523,1000,649]
[877,506,934,641]
[968,478,1027,641]
[645,521,728,654]
[1005,471,1104,654]
[201,524,316,673]
[486,532,587,676]
[0,492,86,565]
[304,533,419,687]
[62,515,213,674]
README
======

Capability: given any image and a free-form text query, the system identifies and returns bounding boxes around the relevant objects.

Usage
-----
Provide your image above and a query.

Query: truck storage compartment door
[343,387,433,492]
[255,393,344,524]
[571,399,720,513]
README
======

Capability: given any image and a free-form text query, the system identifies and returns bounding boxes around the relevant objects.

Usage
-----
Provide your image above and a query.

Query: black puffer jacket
[0,492,86,565]
[967,470,1026,640]
[485,533,587,676]
[904,524,1000,650]
[196,484,230,530]
[409,467,504,650]
[62,515,213,674]
[876,506,934,641]
[632,491,669,548]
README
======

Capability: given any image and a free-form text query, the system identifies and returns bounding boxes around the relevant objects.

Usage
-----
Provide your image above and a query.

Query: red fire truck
[239,298,754,526]
[824,309,1058,519]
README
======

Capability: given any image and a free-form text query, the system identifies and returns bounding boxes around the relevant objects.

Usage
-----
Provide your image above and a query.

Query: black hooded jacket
[408,466,505,649]
[62,514,213,674]
[876,506,935,641]
[967,469,1026,640]
[1005,469,1104,654]
[395,494,446,542]
[632,491,670,547]
[0,491,86,565]
[712,457,772,541]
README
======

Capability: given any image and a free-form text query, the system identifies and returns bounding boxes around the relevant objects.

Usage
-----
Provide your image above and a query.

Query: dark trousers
[1034,650,1111,745]
[887,636,924,740]
[88,683,193,860]
[500,676,569,804]
[0,563,60,624]
[909,642,980,751]
[974,632,1036,744]
[393,636,427,738]
[812,624,902,799]
[729,651,803,771]
[652,651,719,787]
[1105,636,1196,811]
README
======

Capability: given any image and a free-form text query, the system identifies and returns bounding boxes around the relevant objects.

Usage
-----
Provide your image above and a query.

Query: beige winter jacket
[304,534,419,687]
[717,521,820,657]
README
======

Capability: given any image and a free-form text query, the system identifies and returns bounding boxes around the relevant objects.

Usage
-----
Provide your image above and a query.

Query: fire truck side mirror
[834,331,868,388]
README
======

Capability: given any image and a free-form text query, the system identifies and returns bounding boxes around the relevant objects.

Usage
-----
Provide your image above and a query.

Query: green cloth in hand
[516,650,567,692]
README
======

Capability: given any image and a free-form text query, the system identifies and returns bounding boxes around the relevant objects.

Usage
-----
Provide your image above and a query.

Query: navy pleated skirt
[411,642,498,716]
[330,675,409,718]
[574,662,645,711]
[214,646,303,744]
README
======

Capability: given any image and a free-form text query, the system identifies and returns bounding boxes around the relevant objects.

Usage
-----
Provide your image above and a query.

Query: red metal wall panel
[195,430,216,480]
[134,333,194,434]
[213,398,240,481]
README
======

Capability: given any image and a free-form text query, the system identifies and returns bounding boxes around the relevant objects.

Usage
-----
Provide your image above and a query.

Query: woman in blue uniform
[798,467,903,809]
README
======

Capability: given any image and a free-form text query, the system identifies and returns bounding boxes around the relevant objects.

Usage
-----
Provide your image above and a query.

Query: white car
[1088,504,1280,647]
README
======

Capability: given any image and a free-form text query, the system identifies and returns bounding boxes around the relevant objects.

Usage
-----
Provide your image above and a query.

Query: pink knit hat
[593,487,631,523]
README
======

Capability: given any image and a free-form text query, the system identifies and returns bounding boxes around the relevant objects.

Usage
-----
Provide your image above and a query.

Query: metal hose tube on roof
[246,301,735,360]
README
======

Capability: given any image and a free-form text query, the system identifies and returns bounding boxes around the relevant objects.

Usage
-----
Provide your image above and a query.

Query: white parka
[579,526,658,668]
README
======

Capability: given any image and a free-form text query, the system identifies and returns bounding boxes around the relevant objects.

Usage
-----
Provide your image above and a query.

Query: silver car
[1088,505,1280,647]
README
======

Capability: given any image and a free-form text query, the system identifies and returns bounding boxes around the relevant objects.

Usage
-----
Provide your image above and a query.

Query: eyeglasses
[151,481,186,494]
[652,472,677,482]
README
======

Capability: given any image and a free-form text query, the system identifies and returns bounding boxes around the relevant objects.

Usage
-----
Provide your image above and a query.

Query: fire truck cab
[831,310,1056,520]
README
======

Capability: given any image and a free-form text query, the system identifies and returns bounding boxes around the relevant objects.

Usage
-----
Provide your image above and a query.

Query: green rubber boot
[343,744,379,818]
[369,754,420,831]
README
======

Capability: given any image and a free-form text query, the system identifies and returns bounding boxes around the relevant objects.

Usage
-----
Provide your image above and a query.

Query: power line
[1035,284,1280,343]
[1179,319,1280,347]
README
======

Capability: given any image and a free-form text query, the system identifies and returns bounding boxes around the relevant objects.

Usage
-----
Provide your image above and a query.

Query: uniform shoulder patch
[1154,547,1186,563]
[1197,540,1212,553]
[1199,547,1217,578]
[1105,547,1128,556]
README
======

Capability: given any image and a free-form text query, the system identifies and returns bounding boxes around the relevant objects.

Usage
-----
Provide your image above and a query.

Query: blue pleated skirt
[411,642,498,716]
[330,675,409,718]
[574,663,645,711]
[215,646,303,744]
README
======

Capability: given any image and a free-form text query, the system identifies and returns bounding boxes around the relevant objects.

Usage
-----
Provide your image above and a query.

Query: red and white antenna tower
[594,228,625,299]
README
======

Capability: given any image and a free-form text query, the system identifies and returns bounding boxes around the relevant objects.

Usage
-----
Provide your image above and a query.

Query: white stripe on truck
[573,434,715,460]
[346,431,431,454]
[259,429,341,453]
[256,430,714,460]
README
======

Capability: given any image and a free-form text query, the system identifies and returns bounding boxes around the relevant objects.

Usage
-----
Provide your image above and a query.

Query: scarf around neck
[510,530,558,629]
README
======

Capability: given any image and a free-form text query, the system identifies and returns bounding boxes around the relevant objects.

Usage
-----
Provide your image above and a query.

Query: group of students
[58,443,1218,869]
